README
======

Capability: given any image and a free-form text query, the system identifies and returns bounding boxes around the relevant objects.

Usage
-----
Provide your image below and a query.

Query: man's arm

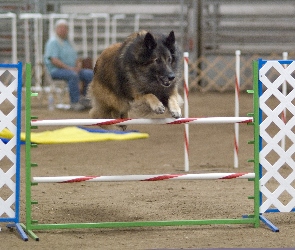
[45,39,81,72]
[50,57,81,72]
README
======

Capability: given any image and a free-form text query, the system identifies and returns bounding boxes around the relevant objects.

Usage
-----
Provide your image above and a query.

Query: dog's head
[129,30,181,89]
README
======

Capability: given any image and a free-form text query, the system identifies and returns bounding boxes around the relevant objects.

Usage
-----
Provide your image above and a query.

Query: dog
[88,30,182,130]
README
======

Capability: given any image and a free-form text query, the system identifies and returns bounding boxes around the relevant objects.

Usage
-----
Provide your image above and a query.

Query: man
[44,19,93,111]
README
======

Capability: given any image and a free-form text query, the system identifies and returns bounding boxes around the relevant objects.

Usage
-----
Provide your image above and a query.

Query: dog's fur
[88,30,182,130]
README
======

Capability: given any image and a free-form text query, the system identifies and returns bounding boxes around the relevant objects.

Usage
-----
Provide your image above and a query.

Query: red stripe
[234,136,238,154]
[238,119,253,124]
[61,176,97,183]
[235,75,240,99]
[184,82,189,97]
[94,118,132,126]
[168,118,197,124]
[143,174,184,181]
[219,173,246,179]
[184,56,189,97]
[184,130,189,155]
[281,111,286,124]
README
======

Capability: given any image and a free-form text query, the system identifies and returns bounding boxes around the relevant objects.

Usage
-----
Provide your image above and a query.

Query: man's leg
[78,69,93,108]
[51,69,80,103]
[79,69,94,96]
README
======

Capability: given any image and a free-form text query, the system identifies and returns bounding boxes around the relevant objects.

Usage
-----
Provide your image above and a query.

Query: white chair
[43,65,70,110]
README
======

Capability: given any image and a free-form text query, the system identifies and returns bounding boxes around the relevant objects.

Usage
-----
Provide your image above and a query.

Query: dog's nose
[168,73,175,81]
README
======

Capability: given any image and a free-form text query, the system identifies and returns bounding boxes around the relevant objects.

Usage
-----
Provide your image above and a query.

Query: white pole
[92,16,98,65]
[183,52,189,172]
[39,17,43,64]
[81,18,88,58]
[111,14,125,44]
[234,50,241,168]
[22,18,30,63]
[31,117,253,127]
[19,13,43,87]
[34,16,41,90]
[24,18,30,63]
[134,14,140,32]
[68,16,75,43]
[11,13,17,63]
[281,52,288,151]
[134,14,153,31]
[89,13,110,63]
[49,15,54,38]
[0,13,17,63]
[32,172,255,183]
[105,14,110,48]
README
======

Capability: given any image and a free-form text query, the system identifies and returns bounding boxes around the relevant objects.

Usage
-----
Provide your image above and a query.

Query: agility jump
[20,59,260,241]
[16,58,295,240]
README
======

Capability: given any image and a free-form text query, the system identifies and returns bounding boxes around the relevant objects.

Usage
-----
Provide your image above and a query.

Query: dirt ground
[2,91,295,249]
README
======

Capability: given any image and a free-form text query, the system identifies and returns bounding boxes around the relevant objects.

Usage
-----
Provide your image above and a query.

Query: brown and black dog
[88,30,182,130]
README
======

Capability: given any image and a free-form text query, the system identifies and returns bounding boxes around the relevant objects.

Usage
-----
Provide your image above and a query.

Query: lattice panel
[259,60,295,213]
[189,53,289,93]
[0,67,18,219]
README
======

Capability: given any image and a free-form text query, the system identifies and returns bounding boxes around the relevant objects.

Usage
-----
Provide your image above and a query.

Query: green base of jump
[20,224,39,241]
[21,217,259,241]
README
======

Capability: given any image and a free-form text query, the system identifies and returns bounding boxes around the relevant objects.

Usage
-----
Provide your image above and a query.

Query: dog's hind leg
[110,110,128,131]
[89,104,117,130]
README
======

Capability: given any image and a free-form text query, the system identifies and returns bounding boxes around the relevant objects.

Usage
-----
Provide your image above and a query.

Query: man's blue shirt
[44,36,78,73]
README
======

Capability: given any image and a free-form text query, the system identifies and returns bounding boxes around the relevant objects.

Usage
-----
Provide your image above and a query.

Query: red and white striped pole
[281,52,288,151]
[234,50,241,169]
[31,117,253,127]
[32,172,255,183]
[183,52,189,172]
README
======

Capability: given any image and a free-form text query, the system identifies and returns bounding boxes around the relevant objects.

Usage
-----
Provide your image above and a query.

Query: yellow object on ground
[0,127,149,144]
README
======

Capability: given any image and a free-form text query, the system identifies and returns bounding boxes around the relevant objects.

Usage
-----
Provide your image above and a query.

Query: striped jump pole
[32,173,255,183]
[31,117,253,127]
[234,50,241,169]
[183,52,189,172]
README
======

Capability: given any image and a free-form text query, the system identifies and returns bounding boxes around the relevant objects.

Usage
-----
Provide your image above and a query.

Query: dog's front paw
[170,110,182,119]
[153,103,165,114]
[169,105,182,118]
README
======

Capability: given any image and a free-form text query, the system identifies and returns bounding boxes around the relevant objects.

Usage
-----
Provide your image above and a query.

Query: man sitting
[44,19,93,111]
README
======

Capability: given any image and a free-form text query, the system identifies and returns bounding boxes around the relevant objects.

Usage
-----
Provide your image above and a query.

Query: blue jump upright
[0,62,28,241]
[255,59,295,231]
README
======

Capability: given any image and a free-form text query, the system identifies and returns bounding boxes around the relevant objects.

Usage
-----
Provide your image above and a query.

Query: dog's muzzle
[159,73,175,87]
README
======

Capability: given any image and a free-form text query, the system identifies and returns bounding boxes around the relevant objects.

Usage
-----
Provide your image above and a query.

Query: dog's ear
[165,31,175,48]
[144,32,157,50]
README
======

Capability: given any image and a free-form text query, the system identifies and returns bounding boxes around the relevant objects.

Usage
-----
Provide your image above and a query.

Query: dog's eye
[167,56,172,64]
[154,58,161,64]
